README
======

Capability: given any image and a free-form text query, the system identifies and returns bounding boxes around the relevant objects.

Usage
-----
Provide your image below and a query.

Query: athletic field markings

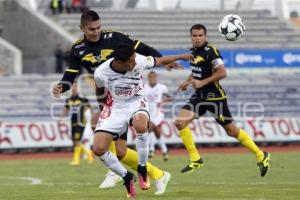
[0,176,42,185]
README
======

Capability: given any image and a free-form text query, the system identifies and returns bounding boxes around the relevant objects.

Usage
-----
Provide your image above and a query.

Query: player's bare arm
[192,64,226,89]
[178,73,193,91]
[155,54,193,69]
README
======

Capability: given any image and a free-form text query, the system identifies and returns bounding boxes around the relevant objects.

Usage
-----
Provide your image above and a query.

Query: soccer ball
[218,14,246,41]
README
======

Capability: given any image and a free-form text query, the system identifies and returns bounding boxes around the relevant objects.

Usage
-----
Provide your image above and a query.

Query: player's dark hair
[190,24,207,35]
[113,44,135,62]
[80,10,100,26]
[148,71,157,76]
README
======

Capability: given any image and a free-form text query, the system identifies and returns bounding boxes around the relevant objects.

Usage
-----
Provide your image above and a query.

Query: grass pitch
[0,151,299,200]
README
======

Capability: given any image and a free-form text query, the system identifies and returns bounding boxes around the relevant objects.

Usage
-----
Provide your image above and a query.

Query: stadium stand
[57,9,300,49]
[0,72,299,118]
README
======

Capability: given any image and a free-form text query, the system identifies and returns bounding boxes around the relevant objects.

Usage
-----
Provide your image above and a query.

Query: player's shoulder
[205,42,218,50]
[157,82,167,89]
[95,58,112,75]
[205,42,220,53]
[102,29,129,37]
[71,37,85,50]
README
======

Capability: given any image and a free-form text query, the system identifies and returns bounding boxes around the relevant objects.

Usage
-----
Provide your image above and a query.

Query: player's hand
[165,62,183,71]
[178,81,191,91]
[52,84,63,98]
[191,79,207,89]
[181,54,194,61]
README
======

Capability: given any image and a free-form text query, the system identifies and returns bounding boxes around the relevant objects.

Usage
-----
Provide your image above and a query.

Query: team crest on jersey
[191,56,205,65]
[82,53,100,64]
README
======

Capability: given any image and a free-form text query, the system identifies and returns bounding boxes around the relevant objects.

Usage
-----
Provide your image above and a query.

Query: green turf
[0,152,299,200]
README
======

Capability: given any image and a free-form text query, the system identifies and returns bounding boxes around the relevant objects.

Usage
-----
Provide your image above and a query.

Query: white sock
[157,137,168,154]
[149,132,156,152]
[136,133,149,166]
[97,151,127,177]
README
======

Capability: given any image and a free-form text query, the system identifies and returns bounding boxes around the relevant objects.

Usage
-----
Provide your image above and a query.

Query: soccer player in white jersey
[145,71,172,161]
[93,44,192,198]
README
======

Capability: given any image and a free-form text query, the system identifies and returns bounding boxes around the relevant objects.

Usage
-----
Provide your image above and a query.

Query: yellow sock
[80,144,93,161]
[237,129,264,162]
[72,145,82,163]
[108,141,117,155]
[179,126,200,161]
[121,148,164,180]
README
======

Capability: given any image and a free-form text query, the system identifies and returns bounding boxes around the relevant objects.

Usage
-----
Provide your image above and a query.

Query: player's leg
[131,111,151,190]
[151,113,168,160]
[79,125,94,163]
[148,131,156,158]
[175,107,203,173]
[153,124,168,161]
[69,125,83,166]
[214,99,270,177]
[93,132,136,198]
[115,138,171,195]
[222,122,270,176]
[92,111,122,188]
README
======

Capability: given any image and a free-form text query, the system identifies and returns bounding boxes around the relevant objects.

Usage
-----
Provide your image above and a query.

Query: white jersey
[94,53,155,108]
[144,83,168,116]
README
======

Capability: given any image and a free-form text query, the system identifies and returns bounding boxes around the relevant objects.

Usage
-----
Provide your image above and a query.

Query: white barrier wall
[1,117,300,149]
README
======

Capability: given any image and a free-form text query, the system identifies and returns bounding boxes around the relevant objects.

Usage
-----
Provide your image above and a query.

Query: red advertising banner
[1,117,299,149]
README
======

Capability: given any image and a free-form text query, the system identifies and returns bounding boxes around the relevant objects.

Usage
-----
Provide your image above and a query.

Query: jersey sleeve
[162,84,169,94]
[94,69,106,88]
[114,31,140,49]
[114,31,162,57]
[208,45,224,68]
[135,54,156,70]
[59,45,81,92]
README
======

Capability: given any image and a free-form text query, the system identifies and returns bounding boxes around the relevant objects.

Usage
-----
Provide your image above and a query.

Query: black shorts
[71,125,85,141]
[94,128,128,141]
[182,94,233,126]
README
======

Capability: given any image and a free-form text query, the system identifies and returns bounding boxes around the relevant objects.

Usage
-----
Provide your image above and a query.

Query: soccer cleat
[181,158,204,174]
[137,165,150,190]
[163,152,169,161]
[123,171,136,198]
[99,170,122,189]
[257,152,270,177]
[154,171,171,195]
[69,161,80,166]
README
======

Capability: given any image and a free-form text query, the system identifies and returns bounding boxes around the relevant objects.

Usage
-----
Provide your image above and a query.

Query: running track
[1,145,300,160]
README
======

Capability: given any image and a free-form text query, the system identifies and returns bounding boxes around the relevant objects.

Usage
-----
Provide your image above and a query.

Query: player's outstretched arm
[155,54,193,67]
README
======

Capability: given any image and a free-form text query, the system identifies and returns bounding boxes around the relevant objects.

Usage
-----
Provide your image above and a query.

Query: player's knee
[116,147,126,160]
[175,119,187,130]
[92,145,107,157]
[134,124,148,133]
[224,124,239,138]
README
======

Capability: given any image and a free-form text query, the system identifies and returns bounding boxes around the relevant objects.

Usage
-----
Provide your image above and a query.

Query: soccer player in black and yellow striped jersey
[52,10,171,194]
[60,82,94,166]
[175,24,270,176]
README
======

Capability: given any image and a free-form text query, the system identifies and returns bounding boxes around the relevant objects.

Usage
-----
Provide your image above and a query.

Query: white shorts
[150,111,164,126]
[95,98,149,139]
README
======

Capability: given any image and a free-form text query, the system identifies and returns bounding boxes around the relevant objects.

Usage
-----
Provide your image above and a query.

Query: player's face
[123,53,137,71]
[191,29,207,48]
[148,73,157,86]
[80,20,101,42]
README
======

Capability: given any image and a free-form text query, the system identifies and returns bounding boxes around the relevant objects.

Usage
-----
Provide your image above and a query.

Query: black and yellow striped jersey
[190,42,226,100]
[60,30,162,92]
[65,95,90,126]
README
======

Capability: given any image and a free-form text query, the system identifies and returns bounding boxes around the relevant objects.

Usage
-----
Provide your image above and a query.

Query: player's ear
[79,25,84,32]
